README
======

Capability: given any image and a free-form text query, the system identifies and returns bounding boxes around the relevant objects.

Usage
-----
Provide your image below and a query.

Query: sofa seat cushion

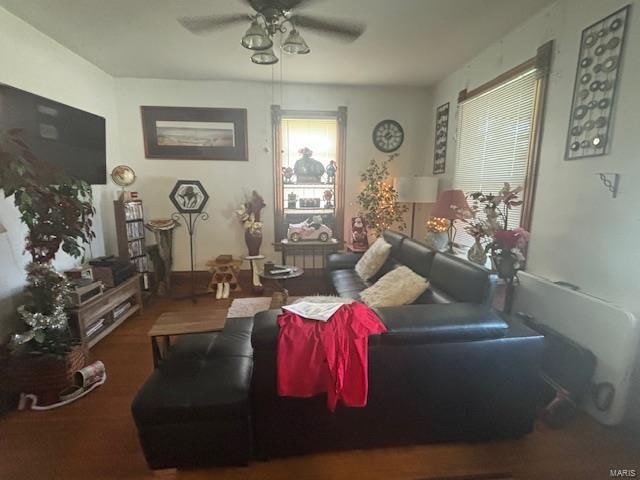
[373,303,508,345]
[326,252,363,271]
[166,316,254,361]
[132,355,253,426]
[330,269,369,296]
[414,286,457,305]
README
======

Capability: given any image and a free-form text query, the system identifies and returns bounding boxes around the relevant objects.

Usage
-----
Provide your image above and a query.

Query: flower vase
[467,238,487,265]
[245,230,262,257]
[493,252,517,280]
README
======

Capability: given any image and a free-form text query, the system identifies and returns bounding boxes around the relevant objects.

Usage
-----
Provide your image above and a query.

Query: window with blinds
[281,118,337,168]
[453,67,539,247]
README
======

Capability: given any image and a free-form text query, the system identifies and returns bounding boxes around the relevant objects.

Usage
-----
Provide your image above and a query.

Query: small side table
[148,310,227,367]
[259,266,304,304]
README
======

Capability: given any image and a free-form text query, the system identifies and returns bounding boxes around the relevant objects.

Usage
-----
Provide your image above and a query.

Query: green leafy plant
[0,130,95,263]
[357,154,407,236]
[0,129,95,355]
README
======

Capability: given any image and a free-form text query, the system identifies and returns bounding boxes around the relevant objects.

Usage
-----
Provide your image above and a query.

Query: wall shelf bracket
[595,173,620,198]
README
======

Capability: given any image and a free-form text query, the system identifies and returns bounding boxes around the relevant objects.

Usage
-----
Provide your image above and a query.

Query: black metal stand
[172,211,209,303]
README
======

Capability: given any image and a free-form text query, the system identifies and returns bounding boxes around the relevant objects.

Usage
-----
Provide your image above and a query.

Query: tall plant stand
[171,211,209,303]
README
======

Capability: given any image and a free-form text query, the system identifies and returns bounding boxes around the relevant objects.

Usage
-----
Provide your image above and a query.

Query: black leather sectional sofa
[131,231,545,468]
[327,230,498,305]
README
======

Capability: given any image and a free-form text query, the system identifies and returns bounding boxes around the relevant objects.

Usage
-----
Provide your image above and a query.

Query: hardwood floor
[1,279,637,480]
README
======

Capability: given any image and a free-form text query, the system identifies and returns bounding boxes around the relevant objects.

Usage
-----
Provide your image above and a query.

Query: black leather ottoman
[131,317,254,469]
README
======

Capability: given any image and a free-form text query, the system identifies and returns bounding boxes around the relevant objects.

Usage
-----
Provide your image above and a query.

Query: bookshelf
[114,199,151,293]
[67,274,143,348]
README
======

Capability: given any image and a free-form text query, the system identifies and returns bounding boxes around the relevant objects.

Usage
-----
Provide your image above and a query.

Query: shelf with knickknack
[272,106,347,247]
[114,199,151,296]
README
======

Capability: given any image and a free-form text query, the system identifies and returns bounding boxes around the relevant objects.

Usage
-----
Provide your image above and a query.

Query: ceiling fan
[178,0,366,65]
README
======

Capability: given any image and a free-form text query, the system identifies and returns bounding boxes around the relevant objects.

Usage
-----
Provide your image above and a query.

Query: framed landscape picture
[141,106,248,161]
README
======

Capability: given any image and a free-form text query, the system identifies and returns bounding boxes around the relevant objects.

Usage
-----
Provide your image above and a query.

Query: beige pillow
[360,266,429,308]
[354,237,392,282]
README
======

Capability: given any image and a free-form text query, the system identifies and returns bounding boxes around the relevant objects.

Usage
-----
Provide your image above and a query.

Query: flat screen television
[0,83,106,185]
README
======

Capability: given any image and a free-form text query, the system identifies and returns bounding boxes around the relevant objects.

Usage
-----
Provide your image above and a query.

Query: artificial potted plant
[356,154,407,240]
[0,129,95,405]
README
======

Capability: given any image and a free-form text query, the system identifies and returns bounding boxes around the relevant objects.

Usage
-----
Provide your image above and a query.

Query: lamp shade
[393,176,439,203]
[241,20,273,51]
[430,189,469,220]
[251,48,278,65]
[282,29,310,55]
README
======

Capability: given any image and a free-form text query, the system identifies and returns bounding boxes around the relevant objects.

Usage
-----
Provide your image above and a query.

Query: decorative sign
[433,102,449,174]
[169,180,209,214]
[565,5,630,160]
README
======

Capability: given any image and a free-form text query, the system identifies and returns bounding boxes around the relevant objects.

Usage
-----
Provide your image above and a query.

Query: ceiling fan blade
[178,14,249,34]
[290,14,365,41]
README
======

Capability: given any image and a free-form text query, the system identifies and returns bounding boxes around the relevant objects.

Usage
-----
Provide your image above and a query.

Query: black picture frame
[141,106,248,161]
[433,102,449,174]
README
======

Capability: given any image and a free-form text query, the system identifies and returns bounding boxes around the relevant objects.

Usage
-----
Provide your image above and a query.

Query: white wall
[0,7,119,341]
[429,0,640,315]
[112,79,432,270]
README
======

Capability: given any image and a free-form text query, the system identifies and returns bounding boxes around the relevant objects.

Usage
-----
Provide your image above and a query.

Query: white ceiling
[0,0,554,87]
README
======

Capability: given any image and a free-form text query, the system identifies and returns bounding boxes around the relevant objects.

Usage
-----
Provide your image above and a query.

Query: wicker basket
[8,346,87,406]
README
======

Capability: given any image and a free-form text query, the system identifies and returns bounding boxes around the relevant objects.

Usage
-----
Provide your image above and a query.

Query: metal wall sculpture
[566,5,630,160]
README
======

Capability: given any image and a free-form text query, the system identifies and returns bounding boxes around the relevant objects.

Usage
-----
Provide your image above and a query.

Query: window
[272,106,347,245]
[453,42,551,247]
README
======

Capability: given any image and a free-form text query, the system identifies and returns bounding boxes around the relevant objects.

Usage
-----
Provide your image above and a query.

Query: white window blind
[281,118,337,169]
[453,68,538,247]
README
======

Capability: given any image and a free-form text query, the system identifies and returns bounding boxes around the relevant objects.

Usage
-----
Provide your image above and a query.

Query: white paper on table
[281,302,345,322]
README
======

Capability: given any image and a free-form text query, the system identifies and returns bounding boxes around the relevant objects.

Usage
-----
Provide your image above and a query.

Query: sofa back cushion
[392,237,436,278]
[429,253,496,304]
[382,230,405,255]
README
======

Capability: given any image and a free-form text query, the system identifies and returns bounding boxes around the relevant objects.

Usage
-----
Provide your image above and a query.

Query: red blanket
[277,302,387,411]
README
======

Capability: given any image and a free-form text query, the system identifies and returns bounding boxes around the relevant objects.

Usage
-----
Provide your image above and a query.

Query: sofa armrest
[251,309,281,350]
[326,252,363,272]
[373,303,508,344]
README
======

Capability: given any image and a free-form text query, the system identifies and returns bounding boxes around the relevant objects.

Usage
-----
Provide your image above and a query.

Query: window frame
[271,105,347,247]
[455,41,552,233]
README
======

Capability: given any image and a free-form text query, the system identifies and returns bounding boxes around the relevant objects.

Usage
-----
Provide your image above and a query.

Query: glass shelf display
[272,106,346,245]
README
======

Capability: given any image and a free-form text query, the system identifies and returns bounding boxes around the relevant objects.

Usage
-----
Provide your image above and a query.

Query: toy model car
[287,217,333,242]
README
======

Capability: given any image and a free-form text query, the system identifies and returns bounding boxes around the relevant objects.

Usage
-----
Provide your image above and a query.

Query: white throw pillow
[354,237,392,282]
[360,266,429,308]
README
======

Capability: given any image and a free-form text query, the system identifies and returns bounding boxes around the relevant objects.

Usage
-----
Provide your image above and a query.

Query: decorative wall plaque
[565,5,630,160]
[433,102,449,174]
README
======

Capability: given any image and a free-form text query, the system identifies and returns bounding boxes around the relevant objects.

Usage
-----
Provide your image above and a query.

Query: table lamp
[393,176,439,238]
[429,189,470,253]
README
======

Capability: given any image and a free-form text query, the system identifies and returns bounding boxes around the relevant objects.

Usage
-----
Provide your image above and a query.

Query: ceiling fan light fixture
[241,19,273,50]
[251,48,279,65]
[282,28,309,54]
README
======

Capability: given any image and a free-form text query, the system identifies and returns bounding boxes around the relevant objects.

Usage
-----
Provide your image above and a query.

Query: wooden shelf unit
[114,199,151,293]
[68,274,143,348]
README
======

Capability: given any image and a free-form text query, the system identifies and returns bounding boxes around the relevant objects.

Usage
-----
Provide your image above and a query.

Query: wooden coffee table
[148,310,227,367]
